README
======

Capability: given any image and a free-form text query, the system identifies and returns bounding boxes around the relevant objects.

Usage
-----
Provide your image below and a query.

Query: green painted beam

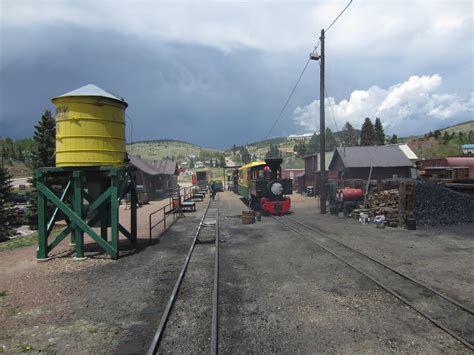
[73,172,84,258]
[118,224,131,240]
[37,175,48,259]
[47,181,71,237]
[88,187,112,212]
[47,225,73,253]
[37,181,118,258]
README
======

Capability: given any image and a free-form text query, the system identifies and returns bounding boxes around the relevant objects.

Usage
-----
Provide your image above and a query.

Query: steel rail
[272,216,474,351]
[147,198,213,355]
[288,216,474,315]
[211,195,220,355]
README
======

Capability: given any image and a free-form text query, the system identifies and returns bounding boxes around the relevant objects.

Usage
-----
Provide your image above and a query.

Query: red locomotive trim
[260,197,291,215]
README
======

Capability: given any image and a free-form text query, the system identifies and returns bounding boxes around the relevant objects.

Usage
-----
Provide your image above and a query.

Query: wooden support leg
[130,177,138,248]
[110,171,119,259]
[73,171,85,259]
[36,173,48,260]
[101,216,108,242]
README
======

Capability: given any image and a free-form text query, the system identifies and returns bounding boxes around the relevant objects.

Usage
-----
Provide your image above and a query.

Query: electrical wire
[324,86,339,133]
[264,59,310,140]
[325,0,353,33]
[264,41,320,140]
[263,0,353,140]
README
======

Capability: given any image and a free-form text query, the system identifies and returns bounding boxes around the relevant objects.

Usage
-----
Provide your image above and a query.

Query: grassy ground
[3,160,32,178]
[127,140,221,161]
[408,136,469,159]
[0,227,65,253]
[0,233,37,252]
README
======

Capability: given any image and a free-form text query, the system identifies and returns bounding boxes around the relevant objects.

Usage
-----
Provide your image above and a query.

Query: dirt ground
[0,198,206,354]
[0,192,473,353]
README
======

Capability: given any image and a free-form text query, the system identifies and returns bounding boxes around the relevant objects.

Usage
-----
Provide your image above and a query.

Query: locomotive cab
[252,158,292,200]
[239,158,292,215]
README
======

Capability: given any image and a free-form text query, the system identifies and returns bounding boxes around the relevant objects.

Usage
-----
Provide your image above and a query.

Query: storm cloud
[1,1,472,148]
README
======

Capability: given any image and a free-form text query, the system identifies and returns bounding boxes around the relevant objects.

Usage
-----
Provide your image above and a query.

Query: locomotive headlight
[270,182,284,196]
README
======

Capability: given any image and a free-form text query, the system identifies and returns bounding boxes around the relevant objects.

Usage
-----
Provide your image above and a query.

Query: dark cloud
[1,18,472,149]
[0,25,319,148]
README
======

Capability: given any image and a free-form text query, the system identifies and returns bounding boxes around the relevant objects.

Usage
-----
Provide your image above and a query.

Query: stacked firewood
[351,189,400,227]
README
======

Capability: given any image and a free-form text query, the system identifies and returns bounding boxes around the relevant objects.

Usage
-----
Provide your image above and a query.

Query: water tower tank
[52,84,128,167]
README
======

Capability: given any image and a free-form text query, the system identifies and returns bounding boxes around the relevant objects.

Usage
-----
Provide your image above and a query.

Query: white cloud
[293,74,473,133]
[1,0,471,55]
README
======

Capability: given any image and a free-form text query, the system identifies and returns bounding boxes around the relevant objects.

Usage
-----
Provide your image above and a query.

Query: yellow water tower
[52,84,128,167]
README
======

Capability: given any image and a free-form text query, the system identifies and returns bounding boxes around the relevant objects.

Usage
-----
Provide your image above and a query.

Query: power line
[264,41,320,140]
[325,0,353,33]
[324,86,339,133]
[264,59,309,140]
[264,0,353,140]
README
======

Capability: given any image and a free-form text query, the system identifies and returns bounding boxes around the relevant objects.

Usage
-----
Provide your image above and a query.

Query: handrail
[148,186,193,244]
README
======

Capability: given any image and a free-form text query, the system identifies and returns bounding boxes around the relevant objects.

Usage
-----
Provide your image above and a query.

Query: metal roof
[397,144,418,160]
[462,144,474,149]
[129,155,159,175]
[53,84,128,106]
[330,146,413,169]
[151,160,178,175]
[239,161,266,170]
[129,155,177,176]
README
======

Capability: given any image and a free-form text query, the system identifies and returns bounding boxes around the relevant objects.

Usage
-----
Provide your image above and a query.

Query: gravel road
[0,192,472,353]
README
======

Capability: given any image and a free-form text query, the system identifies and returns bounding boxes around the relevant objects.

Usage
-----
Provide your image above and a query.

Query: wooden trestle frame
[36,166,137,260]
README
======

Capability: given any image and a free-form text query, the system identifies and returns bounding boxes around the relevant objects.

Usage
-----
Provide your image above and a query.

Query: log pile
[351,189,400,227]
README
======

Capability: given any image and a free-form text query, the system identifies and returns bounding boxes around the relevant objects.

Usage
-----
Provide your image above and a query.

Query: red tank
[337,188,363,201]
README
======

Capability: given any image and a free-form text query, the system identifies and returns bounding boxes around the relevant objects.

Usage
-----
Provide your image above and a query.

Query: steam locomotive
[237,158,292,215]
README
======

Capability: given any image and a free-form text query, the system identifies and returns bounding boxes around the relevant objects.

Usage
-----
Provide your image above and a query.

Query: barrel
[52,84,128,167]
[241,210,255,224]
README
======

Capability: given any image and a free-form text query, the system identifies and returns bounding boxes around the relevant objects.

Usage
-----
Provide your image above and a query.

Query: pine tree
[240,147,251,164]
[266,144,281,158]
[18,146,25,162]
[342,122,359,146]
[374,118,385,145]
[360,117,377,146]
[27,110,57,228]
[219,155,226,168]
[293,141,307,158]
[0,166,14,241]
[442,131,450,144]
[307,133,320,154]
[389,134,398,144]
[1,146,7,163]
[325,128,337,151]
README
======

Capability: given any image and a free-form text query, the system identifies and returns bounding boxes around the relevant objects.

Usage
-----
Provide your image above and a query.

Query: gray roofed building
[150,160,179,175]
[330,146,413,169]
[129,155,178,199]
[129,155,159,175]
[329,146,413,180]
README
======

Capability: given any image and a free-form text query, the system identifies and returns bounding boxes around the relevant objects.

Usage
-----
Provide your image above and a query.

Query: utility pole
[319,29,326,214]
[310,29,326,214]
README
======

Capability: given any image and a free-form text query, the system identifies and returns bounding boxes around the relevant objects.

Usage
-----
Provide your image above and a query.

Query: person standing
[210,180,216,200]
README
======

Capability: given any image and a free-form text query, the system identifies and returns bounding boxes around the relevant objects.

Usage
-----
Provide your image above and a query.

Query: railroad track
[273,215,474,351]
[147,196,220,354]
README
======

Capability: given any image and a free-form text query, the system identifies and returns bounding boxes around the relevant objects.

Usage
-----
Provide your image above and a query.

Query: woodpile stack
[351,189,400,227]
